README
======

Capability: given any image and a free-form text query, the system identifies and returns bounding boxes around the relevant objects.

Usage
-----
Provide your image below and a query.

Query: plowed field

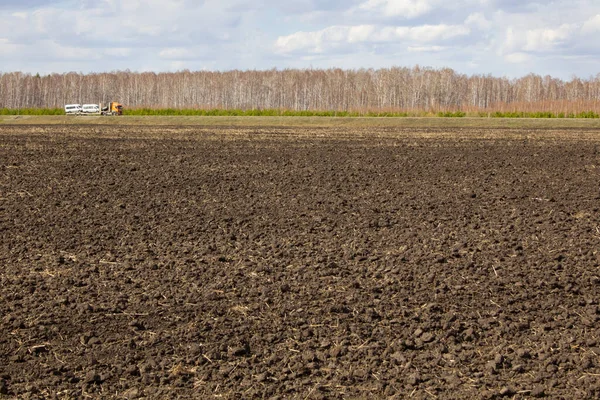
[1,125,600,399]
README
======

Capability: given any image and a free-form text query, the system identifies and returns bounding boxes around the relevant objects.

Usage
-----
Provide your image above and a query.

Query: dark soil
[1,125,600,399]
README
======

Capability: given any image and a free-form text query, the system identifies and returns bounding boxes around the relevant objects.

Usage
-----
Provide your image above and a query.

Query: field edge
[3,114,600,129]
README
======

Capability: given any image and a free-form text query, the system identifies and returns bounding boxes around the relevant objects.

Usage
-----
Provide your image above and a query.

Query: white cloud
[407,45,446,52]
[465,12,491,31]
[353,0,495,20]
[582,14,600,33]
[522,24,575,51]
[505,52,531,63]
[408,24,470,41]
[500,22,584,57]
[275,24,470,54]
[158,47,209,61]
[358,0,434,19]
[0,38,20,55]
[347,25,376,43]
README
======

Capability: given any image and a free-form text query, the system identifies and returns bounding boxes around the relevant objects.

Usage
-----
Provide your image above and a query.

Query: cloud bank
[0,0,599,78]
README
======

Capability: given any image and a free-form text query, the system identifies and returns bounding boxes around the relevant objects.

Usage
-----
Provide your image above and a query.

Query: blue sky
[1,0,599,79]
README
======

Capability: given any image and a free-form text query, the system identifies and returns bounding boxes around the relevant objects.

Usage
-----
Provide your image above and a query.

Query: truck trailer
[64,102,123,115]
[82,104,100,113]
[64,104,82,114]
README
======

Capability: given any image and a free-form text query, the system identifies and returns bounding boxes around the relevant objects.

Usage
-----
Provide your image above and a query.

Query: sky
[1,0,599,79]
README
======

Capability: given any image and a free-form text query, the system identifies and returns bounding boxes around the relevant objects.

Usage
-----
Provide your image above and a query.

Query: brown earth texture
[1,124,600,399]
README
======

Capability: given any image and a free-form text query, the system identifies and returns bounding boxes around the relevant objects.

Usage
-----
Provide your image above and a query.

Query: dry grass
[3,114,600,129]
[2,118,600,143]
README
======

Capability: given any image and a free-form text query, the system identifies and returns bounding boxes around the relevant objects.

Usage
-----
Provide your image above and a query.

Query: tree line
[1,67,599,114]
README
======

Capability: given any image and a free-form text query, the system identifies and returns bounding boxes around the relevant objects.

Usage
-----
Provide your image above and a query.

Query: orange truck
[101,102,124,116]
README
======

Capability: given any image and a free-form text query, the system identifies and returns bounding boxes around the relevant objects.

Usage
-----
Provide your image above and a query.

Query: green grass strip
[1,108,599,118]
